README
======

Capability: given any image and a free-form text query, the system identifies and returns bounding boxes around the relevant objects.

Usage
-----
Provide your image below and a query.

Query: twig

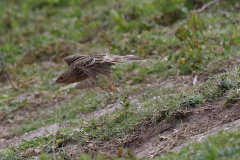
[166,0,224,35]
[191,0,223,13]
[0,52,18,90]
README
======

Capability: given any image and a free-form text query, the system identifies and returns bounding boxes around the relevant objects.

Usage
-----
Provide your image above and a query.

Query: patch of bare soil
[173,118,240,152]
[132,100,240,158]
[0,92,75,142]
[80,102,124,119]
[217,57,240,73]
[79,98,138,119]
[0,124,60,150]
[63,99,240,159]
[197,56,240,82]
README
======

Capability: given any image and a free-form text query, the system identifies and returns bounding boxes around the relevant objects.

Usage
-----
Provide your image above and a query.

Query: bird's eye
[60,77,63,80]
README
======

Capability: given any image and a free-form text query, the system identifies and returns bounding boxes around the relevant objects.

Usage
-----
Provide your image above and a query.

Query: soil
[133,100,240,158]
[61,98,240,159]
[0,92,75,148]
[0,95,137,151]
[0,124,60,150]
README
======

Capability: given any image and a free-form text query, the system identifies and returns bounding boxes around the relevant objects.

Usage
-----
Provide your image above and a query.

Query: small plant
[110,9,129,31]
[217,78,233,91]
[119,96,130,110]
[181,95,204,108]
[174,13,205,74]
[225,89,240,107]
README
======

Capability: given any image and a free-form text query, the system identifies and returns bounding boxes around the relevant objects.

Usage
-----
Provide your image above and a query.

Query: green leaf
[168,55,172,61]
[175,28,191,41]
[110,9,120,21]
[191,12,199,21]
[230,36,240,44]
[74,20,83,28]
[224,45,231,51]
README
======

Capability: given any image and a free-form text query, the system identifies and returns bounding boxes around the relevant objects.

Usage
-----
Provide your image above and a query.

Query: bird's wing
[64,55,86,66]
[70,55,114,79]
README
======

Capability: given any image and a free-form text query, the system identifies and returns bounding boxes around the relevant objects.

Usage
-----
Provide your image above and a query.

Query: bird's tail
[122,55,145,61]
[104,54,145,63]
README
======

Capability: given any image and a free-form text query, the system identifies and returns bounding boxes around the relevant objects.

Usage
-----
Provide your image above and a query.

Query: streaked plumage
[53,54,144,89]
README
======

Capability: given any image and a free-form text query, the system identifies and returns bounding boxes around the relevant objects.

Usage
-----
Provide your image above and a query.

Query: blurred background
[1,0,240,159]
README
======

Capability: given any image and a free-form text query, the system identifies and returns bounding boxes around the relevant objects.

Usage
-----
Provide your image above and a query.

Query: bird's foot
[101,77,117,92]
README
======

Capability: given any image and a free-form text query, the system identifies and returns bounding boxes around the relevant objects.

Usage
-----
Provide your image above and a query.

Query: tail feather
[104,54,145,63]
[122,55,145,61]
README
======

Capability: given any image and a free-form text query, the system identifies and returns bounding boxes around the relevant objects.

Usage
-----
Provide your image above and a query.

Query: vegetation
[1,0,240,159]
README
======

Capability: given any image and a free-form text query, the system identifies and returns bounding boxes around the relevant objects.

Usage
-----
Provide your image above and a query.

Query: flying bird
[53,54,144,91]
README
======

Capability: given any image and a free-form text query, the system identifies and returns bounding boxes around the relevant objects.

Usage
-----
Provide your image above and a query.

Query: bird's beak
[52,81,58,86]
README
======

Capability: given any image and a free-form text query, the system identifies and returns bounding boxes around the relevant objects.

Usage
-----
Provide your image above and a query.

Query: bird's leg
[101,77,110,92]
[106,76,117,92]
[100,76,117,92]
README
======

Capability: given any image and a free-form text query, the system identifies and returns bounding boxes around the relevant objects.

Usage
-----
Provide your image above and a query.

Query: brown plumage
[52,54,144,89]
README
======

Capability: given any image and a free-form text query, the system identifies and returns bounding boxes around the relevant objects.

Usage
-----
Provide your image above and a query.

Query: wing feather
[64,55,86,66]
[70,55,114,79]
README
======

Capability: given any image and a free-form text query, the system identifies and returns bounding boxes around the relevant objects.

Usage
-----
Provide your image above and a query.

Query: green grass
[3,127,240,160]
[155,129,240,160]
[3,64,239,154]
[3,68,240,159]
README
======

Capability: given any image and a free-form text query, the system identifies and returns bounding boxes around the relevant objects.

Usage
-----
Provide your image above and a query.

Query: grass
[154,129,240,160]
[3,127,240,160]
[1,0,240,159]
[3,67,240,159]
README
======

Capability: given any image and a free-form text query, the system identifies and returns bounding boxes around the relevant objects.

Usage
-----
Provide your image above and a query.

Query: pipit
[53,54,144,91]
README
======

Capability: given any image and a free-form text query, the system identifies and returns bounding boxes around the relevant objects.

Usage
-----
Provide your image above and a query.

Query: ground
[1,0,240,160]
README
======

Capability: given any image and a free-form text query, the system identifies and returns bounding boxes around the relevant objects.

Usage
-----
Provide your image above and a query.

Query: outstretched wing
[64,55,86,66]
[70,55,114,79]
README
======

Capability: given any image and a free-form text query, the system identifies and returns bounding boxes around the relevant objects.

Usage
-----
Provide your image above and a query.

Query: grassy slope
[1,0,240,159]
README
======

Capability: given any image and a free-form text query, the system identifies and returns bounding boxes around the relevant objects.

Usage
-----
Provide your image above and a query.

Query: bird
[52,54,144,91]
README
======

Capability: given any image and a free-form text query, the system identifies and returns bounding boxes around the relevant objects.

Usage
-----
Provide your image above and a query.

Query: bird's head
[52,70,73,86]
[53,69,89,86]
